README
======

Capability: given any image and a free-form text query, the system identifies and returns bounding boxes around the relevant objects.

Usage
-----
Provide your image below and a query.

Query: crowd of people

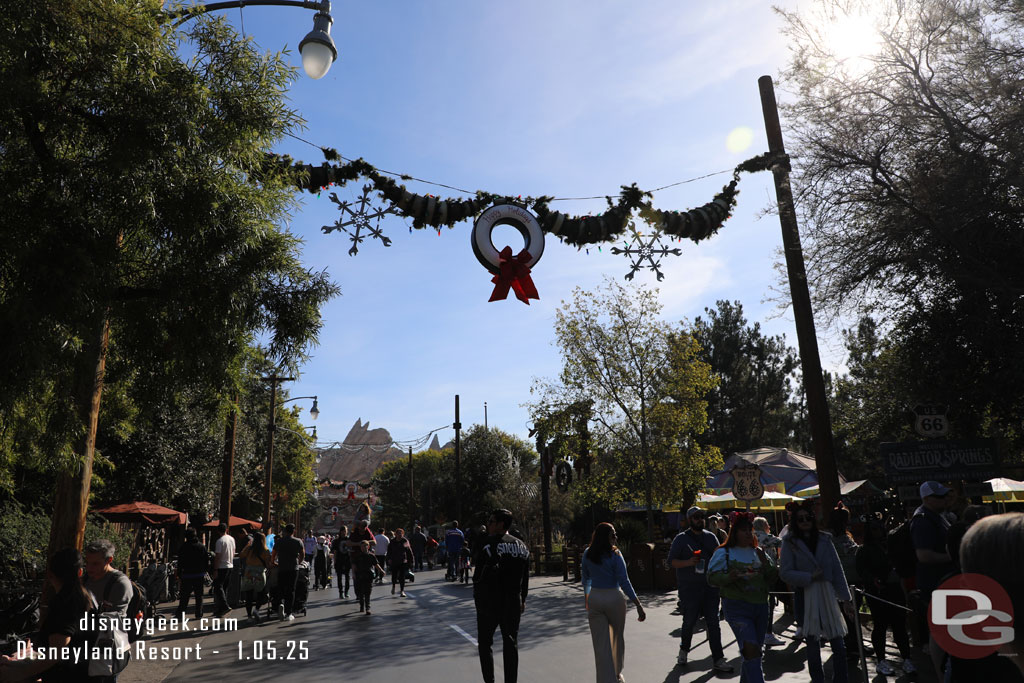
[4,481,1024,683]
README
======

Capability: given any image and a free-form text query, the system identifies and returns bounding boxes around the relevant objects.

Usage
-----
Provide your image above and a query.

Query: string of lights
[311,423,451,453]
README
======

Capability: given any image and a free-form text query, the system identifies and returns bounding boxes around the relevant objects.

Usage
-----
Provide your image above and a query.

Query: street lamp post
[261,374,319,525]
[168,0,339,80]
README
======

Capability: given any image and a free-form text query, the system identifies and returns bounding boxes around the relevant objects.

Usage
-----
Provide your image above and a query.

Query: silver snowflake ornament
[321,184,399,256]
[609,223,682,281]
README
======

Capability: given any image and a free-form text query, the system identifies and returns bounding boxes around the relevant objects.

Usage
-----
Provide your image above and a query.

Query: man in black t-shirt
[330,526,352,599]
[271,524,305,621]
[472,508,529,683]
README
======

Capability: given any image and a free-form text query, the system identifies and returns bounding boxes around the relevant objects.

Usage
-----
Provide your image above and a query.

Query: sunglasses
[690,515,705,521]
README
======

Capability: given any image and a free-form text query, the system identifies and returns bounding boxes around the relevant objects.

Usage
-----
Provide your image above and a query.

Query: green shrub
[0,502,136,597]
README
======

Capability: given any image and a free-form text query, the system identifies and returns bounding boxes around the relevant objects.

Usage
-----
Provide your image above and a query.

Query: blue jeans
[721,598,770,683]
[678,582,724,660]
[806,635,848,683]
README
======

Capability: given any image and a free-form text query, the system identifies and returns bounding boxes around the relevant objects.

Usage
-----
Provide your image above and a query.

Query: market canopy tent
[203,515,261,531]
[94,501,187,526]
[795,479,885,500]
[705,447,849,495]
[983,477,1024,503]
[695,490,801,511]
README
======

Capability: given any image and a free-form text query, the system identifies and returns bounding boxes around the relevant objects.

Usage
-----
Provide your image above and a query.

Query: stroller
[292,562,310,615]
[139,561,171,608]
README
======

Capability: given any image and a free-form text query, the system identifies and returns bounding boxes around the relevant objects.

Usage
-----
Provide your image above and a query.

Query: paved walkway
[120,572,938,682]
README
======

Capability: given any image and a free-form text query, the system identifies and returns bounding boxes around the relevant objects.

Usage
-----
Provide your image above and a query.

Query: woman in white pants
[582,522,646,683]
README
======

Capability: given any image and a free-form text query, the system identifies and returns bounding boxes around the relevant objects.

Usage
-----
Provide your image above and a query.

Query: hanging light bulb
[299,6,337,80]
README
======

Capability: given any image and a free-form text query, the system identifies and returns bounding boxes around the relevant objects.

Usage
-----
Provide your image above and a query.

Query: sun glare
[726,127,755,154]
[819,9,884,76]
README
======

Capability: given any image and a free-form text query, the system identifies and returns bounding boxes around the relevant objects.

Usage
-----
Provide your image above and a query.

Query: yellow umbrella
[983,477,1024,503]
[696,491,800,511]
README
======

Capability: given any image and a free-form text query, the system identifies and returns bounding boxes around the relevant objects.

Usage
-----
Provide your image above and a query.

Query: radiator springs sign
[881,438,998,484]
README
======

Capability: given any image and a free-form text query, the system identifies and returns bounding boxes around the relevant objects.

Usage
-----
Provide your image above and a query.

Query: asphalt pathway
[125,570,937,683]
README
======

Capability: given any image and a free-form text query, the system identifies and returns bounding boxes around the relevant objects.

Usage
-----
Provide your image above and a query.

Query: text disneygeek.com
[79,613,239,636]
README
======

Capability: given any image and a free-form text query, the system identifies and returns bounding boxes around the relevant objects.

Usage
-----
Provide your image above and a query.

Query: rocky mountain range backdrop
[312,419,452,533]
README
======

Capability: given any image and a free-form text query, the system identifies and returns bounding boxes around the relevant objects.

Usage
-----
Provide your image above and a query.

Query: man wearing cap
[910,481,955,598]
[667,507,732,672]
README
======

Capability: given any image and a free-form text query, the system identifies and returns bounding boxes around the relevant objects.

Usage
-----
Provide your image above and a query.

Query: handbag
[405,569,415,583]
[87,597,131,677]
[796,538,848,640]
[803,578,848,640]
[240,564,267,592]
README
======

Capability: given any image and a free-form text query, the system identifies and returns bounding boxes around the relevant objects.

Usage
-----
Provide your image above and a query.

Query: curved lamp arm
[166,0,337,79]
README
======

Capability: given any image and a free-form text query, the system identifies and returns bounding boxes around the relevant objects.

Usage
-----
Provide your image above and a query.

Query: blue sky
[207,0,846,447]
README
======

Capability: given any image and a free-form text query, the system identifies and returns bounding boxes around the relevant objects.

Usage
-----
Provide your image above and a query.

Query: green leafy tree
[371,428,565,545]
[690,301,800,454]
[0,0,338,552]
[531,278,719,540]
[778,0,1024,455]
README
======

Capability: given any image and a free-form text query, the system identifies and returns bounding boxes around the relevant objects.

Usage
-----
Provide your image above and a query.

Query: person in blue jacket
[581,522,646,683]
[668,506,733,672]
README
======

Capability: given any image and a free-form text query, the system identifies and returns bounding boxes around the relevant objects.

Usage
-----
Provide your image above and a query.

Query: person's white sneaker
[901,659,917,673]
[876,659,896,676]
[286,614,295,622]
[713,658,734,673]
[764,632,786,647]
[400,591,407,597]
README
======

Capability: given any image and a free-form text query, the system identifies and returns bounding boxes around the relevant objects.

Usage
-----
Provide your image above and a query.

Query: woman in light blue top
[581,522,646,683]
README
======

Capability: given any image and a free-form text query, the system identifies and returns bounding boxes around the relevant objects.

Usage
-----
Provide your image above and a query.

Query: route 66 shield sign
[732,463,765,501]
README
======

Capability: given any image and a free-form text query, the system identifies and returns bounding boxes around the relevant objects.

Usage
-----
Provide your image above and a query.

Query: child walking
[352,540,384,614]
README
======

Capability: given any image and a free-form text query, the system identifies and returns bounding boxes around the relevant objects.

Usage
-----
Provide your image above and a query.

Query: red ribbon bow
[488,246,540,305]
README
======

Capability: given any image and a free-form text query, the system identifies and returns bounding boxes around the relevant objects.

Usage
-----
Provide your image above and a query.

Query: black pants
[413,550,424,571]
[867,585,911,660]
[275,568,298,615]
[475,597,521,683]
[335,560,351,595]
[243,587,265,617]
[314,559,328,588]
[176,577,205,619]
[391,563,408,591]
[212,569,229,612]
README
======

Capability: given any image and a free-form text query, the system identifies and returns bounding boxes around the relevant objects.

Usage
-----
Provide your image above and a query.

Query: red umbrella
[203,515,261,531]
[94,501,187,526]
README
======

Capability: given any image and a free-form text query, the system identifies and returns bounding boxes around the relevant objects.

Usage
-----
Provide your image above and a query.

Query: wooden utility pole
[219,393,238,526]
[454,394,462,523]
[758,75,841,515]
[540,446,552,554]
[262,374,294,525]
[408,446,415,530]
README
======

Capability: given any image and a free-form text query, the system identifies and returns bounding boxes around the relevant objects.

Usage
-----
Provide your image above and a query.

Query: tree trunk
[48,314,111,557]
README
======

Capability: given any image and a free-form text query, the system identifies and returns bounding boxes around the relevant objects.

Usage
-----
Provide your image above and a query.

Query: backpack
[887,521,916,579]
[125,580,151,642]
[101,573,150,643]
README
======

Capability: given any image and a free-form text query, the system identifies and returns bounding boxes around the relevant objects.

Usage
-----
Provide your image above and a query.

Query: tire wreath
[555,460,573,492]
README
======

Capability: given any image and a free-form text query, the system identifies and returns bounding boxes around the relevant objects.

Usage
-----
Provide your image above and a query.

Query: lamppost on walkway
[168,0,338,79]
[262,373,319,525]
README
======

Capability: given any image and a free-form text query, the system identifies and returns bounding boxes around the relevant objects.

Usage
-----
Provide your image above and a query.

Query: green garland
[269,150,786,248]
[317,477,372,489]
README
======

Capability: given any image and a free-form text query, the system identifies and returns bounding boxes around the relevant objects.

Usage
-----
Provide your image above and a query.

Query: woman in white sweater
[779,507,855,683]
